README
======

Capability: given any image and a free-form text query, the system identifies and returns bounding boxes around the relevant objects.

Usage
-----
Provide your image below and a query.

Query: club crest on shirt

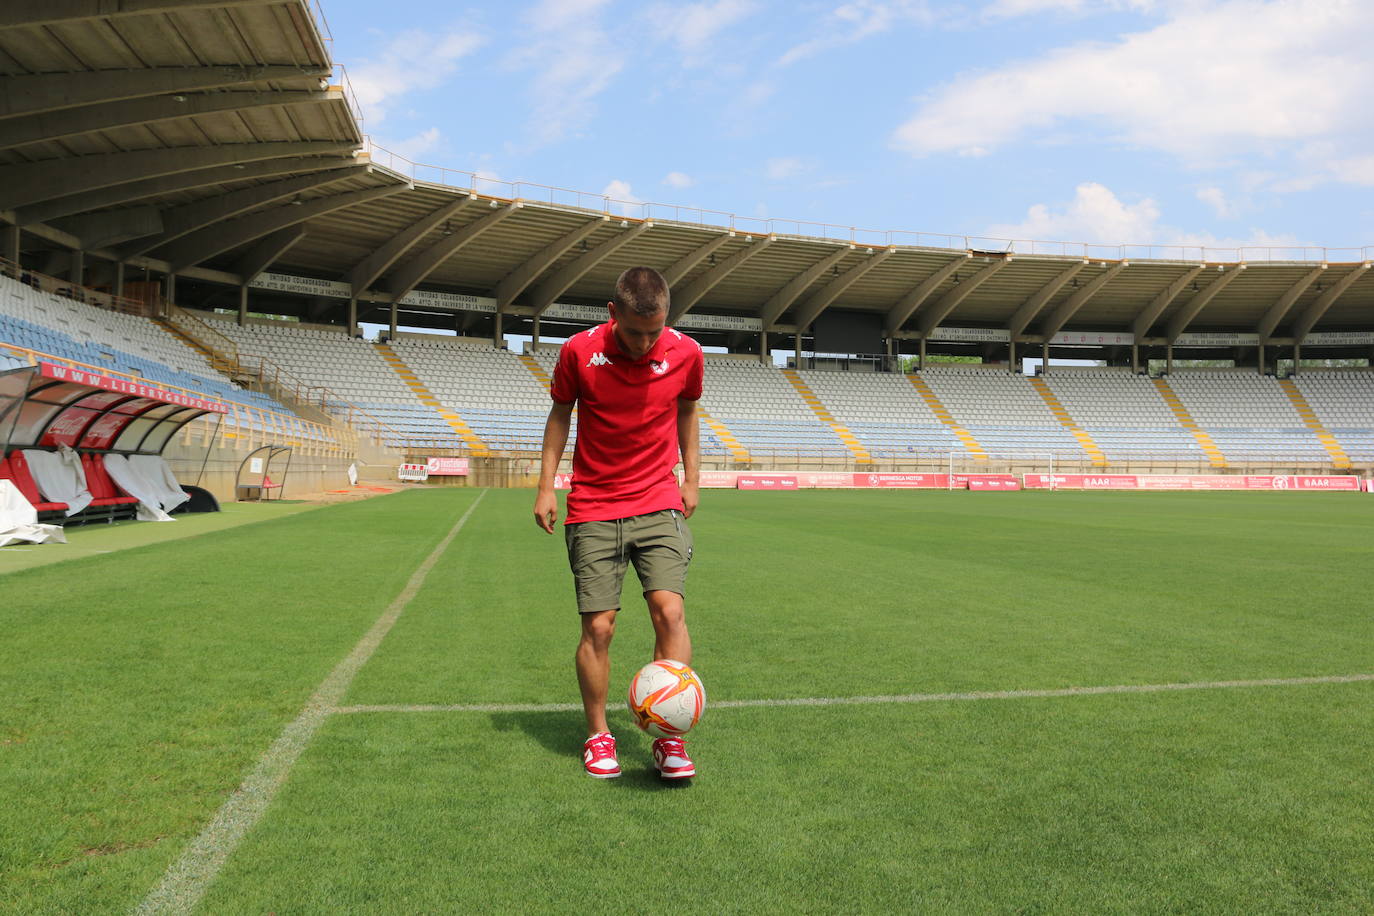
[586,352,611,367]
[650,359,669,375]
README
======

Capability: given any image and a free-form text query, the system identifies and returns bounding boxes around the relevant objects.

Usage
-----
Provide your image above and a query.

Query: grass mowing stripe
[333,672,1374,714]
[134,490,488,916]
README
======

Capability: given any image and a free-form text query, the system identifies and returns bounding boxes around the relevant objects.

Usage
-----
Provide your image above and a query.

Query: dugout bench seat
[2,450,156,525]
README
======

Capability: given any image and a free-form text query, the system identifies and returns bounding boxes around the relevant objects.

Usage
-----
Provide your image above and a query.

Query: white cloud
[894,1,1374,182]
[348,29,483,124]
[376,127,444,163]
[989,182,1161,245]
[601,179,644,216]
[764,157,805,180]
[778,0,936,67]
[646,0,758,62]
[987,182,1301,252]
[1195,186,1233,220]
[663,171,695,189]
[509,0,622,149]
[982,0,1157,19]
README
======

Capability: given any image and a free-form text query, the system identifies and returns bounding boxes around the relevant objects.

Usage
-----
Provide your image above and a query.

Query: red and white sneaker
[652,736,695,779]
[583,732,621,779]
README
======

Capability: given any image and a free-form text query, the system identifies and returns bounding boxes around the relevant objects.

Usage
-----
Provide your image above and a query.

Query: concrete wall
[162,415,368,502]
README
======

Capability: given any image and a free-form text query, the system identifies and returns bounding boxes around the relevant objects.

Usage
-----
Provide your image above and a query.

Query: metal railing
[357,138,1374,265]
[0,258,148,316]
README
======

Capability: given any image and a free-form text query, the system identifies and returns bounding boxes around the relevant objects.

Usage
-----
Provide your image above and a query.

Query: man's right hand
[533,488,558,533]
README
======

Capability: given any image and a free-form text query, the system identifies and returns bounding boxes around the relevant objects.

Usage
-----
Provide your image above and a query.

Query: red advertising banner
[39,362,228,412]
[1025,473,1359,492]
[968,475,1022,491]
[853,473,950,488]
[424,456,470,476]
[737,475,799,490]
[1023,474,1139,489]
[1279,475,1360,491]
[797,472,860,488]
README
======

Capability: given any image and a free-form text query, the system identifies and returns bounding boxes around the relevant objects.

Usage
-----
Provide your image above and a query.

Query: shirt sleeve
[681,342,704,401]
[549,341,578,404]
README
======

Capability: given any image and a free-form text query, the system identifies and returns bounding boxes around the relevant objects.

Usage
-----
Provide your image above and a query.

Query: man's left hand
[680,481,699,518]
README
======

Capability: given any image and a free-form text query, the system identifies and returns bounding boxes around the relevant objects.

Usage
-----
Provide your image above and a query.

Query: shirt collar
[603,320,671,364]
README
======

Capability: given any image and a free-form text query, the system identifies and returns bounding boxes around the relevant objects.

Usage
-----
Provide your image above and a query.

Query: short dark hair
[613,266,670,316]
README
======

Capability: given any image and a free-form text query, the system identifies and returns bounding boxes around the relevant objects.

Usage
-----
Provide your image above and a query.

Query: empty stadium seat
[4,452,68,514]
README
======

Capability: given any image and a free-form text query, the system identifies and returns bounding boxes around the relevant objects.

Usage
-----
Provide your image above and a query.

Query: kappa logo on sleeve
[586,352,612,367]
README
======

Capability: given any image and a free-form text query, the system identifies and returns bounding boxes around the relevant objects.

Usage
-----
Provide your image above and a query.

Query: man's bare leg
[645,590,691,664]
[576,609,617,737]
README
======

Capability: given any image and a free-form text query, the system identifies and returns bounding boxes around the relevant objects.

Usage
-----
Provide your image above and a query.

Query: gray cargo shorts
[564,509,694,613]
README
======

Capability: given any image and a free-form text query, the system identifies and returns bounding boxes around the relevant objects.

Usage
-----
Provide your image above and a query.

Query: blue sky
[318,0,1374,258]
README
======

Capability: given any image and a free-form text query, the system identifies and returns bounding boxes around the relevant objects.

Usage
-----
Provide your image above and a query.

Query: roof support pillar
[662,234,732,287]
[347,195,473,296]
[1007,261,1085,339]
[3,223,18,265]
[0,141,355,212]
[790,248,894,330]
[529,221,653,316]
[0,0,285,29]
[1292,263,1371,343]
[884,255,969,334]
[1166,266,1244,341]
[758,245,851,328]
[915,259,1008,338]
[162,183,410,272]
[384,201,519,304]
[1256,266,1324,341]
[669,237,768,324]
[0,65,330,121]
[1131,265,1205,340]
[1037,262,1127,340]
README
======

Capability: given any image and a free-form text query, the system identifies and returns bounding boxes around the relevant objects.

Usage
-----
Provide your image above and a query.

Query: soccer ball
[627,659,706,738]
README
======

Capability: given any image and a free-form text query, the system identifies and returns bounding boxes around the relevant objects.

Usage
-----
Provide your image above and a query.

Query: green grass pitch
[2,488,1371,913]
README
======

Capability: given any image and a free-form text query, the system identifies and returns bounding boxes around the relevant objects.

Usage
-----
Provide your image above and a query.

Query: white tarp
[21,447,92,516]
[0,479,66,546]
[102,453,174,522]
[126,454,190,512]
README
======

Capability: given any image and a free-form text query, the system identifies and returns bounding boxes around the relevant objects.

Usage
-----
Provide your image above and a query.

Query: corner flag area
[3,488,1371,912]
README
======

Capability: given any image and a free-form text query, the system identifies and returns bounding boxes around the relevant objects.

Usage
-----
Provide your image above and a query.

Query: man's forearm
[677,405,700,484]
[539,409,571,489]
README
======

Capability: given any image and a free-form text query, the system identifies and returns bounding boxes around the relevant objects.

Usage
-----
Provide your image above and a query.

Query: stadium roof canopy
[1,1,1372,350]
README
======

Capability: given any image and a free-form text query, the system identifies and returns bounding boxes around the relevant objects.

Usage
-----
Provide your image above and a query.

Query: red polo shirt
[550,321,703,524]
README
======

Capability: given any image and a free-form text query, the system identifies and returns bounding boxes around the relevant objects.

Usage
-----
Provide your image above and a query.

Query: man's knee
[645,590,686,628]
[579,609,617,649]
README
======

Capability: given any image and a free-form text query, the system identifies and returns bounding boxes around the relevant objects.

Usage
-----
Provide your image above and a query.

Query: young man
[533,266,703,780]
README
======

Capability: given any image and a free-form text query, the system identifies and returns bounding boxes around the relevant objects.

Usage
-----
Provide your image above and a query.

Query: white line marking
[333,673,1374,716]
[135,490,488,916]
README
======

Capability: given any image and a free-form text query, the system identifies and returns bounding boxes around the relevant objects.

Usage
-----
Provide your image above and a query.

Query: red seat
[5,451,69,513]
[83,453,138,506]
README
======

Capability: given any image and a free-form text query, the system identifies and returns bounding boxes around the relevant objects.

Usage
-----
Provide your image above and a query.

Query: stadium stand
[1165,370,1331,464]
[385,336,547,452]
[1041,368,1206,462]
[170,317,1374,470]
[9,275,1374,474]
[920,365,1081,459]
[0,275,284,416]
[794,367,961,459]
[1292,371,1374,461]
[195,314,430,447]
[699,358,850,459]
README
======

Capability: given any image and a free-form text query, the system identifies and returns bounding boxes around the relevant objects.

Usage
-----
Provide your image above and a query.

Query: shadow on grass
[488,710,693,791]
